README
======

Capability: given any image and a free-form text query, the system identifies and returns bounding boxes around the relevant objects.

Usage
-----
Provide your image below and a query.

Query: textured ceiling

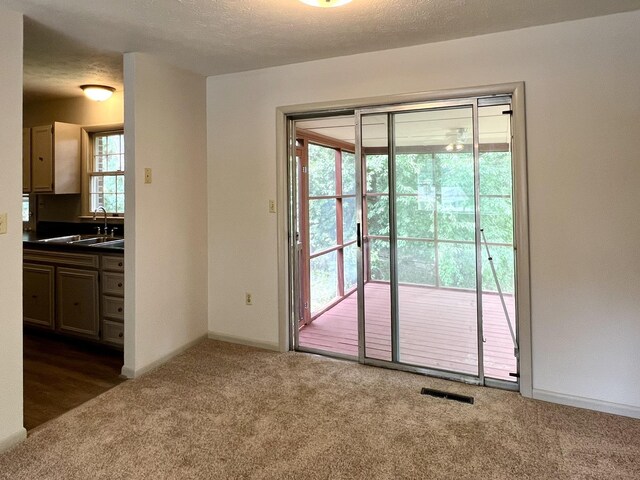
[23,19,123,103]
[4,0,640,102]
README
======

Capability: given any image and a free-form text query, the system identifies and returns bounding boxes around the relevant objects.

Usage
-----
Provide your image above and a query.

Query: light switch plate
[144,168,152,184]
[0,213,7,234]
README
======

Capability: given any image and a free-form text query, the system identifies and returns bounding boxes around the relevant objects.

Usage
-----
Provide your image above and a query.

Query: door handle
[357,223,361,248]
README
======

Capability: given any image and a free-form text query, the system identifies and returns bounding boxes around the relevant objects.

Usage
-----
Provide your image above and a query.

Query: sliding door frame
[277,82,532,396]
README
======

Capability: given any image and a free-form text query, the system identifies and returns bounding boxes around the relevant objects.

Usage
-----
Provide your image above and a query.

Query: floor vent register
[420,387,475,404]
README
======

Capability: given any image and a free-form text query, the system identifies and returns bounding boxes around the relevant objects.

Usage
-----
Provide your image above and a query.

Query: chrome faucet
[93,207,108,235]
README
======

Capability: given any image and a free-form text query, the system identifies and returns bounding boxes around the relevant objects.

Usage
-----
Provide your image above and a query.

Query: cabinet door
[23,128,31,193]
[31,125,53,193]
[23,264,55,329]
[57,268,99,338]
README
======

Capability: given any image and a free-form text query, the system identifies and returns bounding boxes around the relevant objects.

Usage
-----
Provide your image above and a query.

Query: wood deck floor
[298,282,517,381]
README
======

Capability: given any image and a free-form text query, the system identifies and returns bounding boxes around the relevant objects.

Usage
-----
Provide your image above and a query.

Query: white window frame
[82,126,125,217]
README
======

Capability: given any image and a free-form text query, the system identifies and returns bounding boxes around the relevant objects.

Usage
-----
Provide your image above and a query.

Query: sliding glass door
[291,94,519,388]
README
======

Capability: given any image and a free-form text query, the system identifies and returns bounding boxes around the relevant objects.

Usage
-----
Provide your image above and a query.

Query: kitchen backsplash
[37,221,124,237]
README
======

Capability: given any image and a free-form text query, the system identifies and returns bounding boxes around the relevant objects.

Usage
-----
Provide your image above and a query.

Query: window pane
[22,195,30,222]
[438,242,476,289]
[366,195,389,237]
[96,135,108,155]
[103,176,117,193]
[437,212,475,241]
[308,144,336,196]
[482,245,515,294]
[310,251,338,313]
[342,197,356,243]
[309,199,336,253]
[90,174,125,214]
[94,155,106,172]
[396,154,433,195]
[368,238,390,282]
[344,243,357,291]
[397,240,435,285]
[366,155,388,193]
[107,134,121,154]
[480,152,512,196]
[93,132,124,172]
[396,196,434,238]
[107,155,122,171]
[341,151,355,195]
[480,196,513,244]
[436,153,475,242]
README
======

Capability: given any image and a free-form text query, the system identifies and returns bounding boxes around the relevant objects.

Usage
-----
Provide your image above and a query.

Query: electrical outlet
[0,213,7,234]
[269,200,276,213]
[245,292,253,305]
[144,168,152,184]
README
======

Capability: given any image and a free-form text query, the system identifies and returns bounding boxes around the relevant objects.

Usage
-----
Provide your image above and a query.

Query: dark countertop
[23,231,124,254]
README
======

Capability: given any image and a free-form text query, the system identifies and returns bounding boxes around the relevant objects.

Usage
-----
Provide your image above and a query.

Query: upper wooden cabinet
[23,128,31,193]
[30,122,81,194]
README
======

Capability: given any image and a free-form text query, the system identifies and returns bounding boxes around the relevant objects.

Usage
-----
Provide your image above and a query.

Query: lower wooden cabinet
[101,255,124,347]
[56,268,100,339]
[23,263,55,329]
[24,249,124,348]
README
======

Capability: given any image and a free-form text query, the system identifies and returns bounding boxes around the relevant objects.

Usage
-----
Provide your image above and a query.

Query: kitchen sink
[90,239,124,248]
[38,235,84,243]
[38,234,123,245]
[70,236,120,245]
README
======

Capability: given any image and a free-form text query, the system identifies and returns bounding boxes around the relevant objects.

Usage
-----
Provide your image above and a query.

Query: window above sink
[81,126,125,218]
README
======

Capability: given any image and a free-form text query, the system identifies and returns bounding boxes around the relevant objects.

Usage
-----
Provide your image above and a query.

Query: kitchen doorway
[287,89,529,390]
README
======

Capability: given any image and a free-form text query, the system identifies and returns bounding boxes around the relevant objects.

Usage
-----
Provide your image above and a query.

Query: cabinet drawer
[102,272,124,296]
[102,255,124,272]
[103,320,124,346]
[103,296,124,321]
[24,249,99,268]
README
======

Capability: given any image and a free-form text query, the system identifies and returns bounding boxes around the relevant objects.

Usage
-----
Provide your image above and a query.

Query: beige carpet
[1,340,639,479]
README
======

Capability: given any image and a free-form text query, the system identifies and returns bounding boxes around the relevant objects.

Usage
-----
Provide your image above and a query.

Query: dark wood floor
[299,282,518,381]
[23,331,125,431]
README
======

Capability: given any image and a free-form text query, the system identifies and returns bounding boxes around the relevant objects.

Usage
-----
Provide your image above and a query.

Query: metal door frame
[280,83,530,394]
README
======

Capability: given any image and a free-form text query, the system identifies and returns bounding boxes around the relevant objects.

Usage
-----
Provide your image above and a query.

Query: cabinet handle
[118,332,123,338]
[117,307,123,313]
[118,262,123,267]
[117,282,123,288]
[32,294,38,299]
[38,156,44,162]
[73,302,80,306]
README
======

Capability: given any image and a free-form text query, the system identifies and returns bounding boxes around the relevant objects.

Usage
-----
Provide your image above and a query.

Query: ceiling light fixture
[80,85,115,102]
[445,128,468,152]
[299,0,352,8]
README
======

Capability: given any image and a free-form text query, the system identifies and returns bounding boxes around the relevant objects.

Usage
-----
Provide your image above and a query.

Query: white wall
[123,53,208,376]
[23,91,124,128]
[0,8,26,451]
[207,11,640,415]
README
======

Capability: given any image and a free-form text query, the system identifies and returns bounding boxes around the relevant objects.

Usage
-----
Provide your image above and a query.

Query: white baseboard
[0,428,27,453]
[207,332,280,352]
[532,389,640,419]
[120,333,209,378]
